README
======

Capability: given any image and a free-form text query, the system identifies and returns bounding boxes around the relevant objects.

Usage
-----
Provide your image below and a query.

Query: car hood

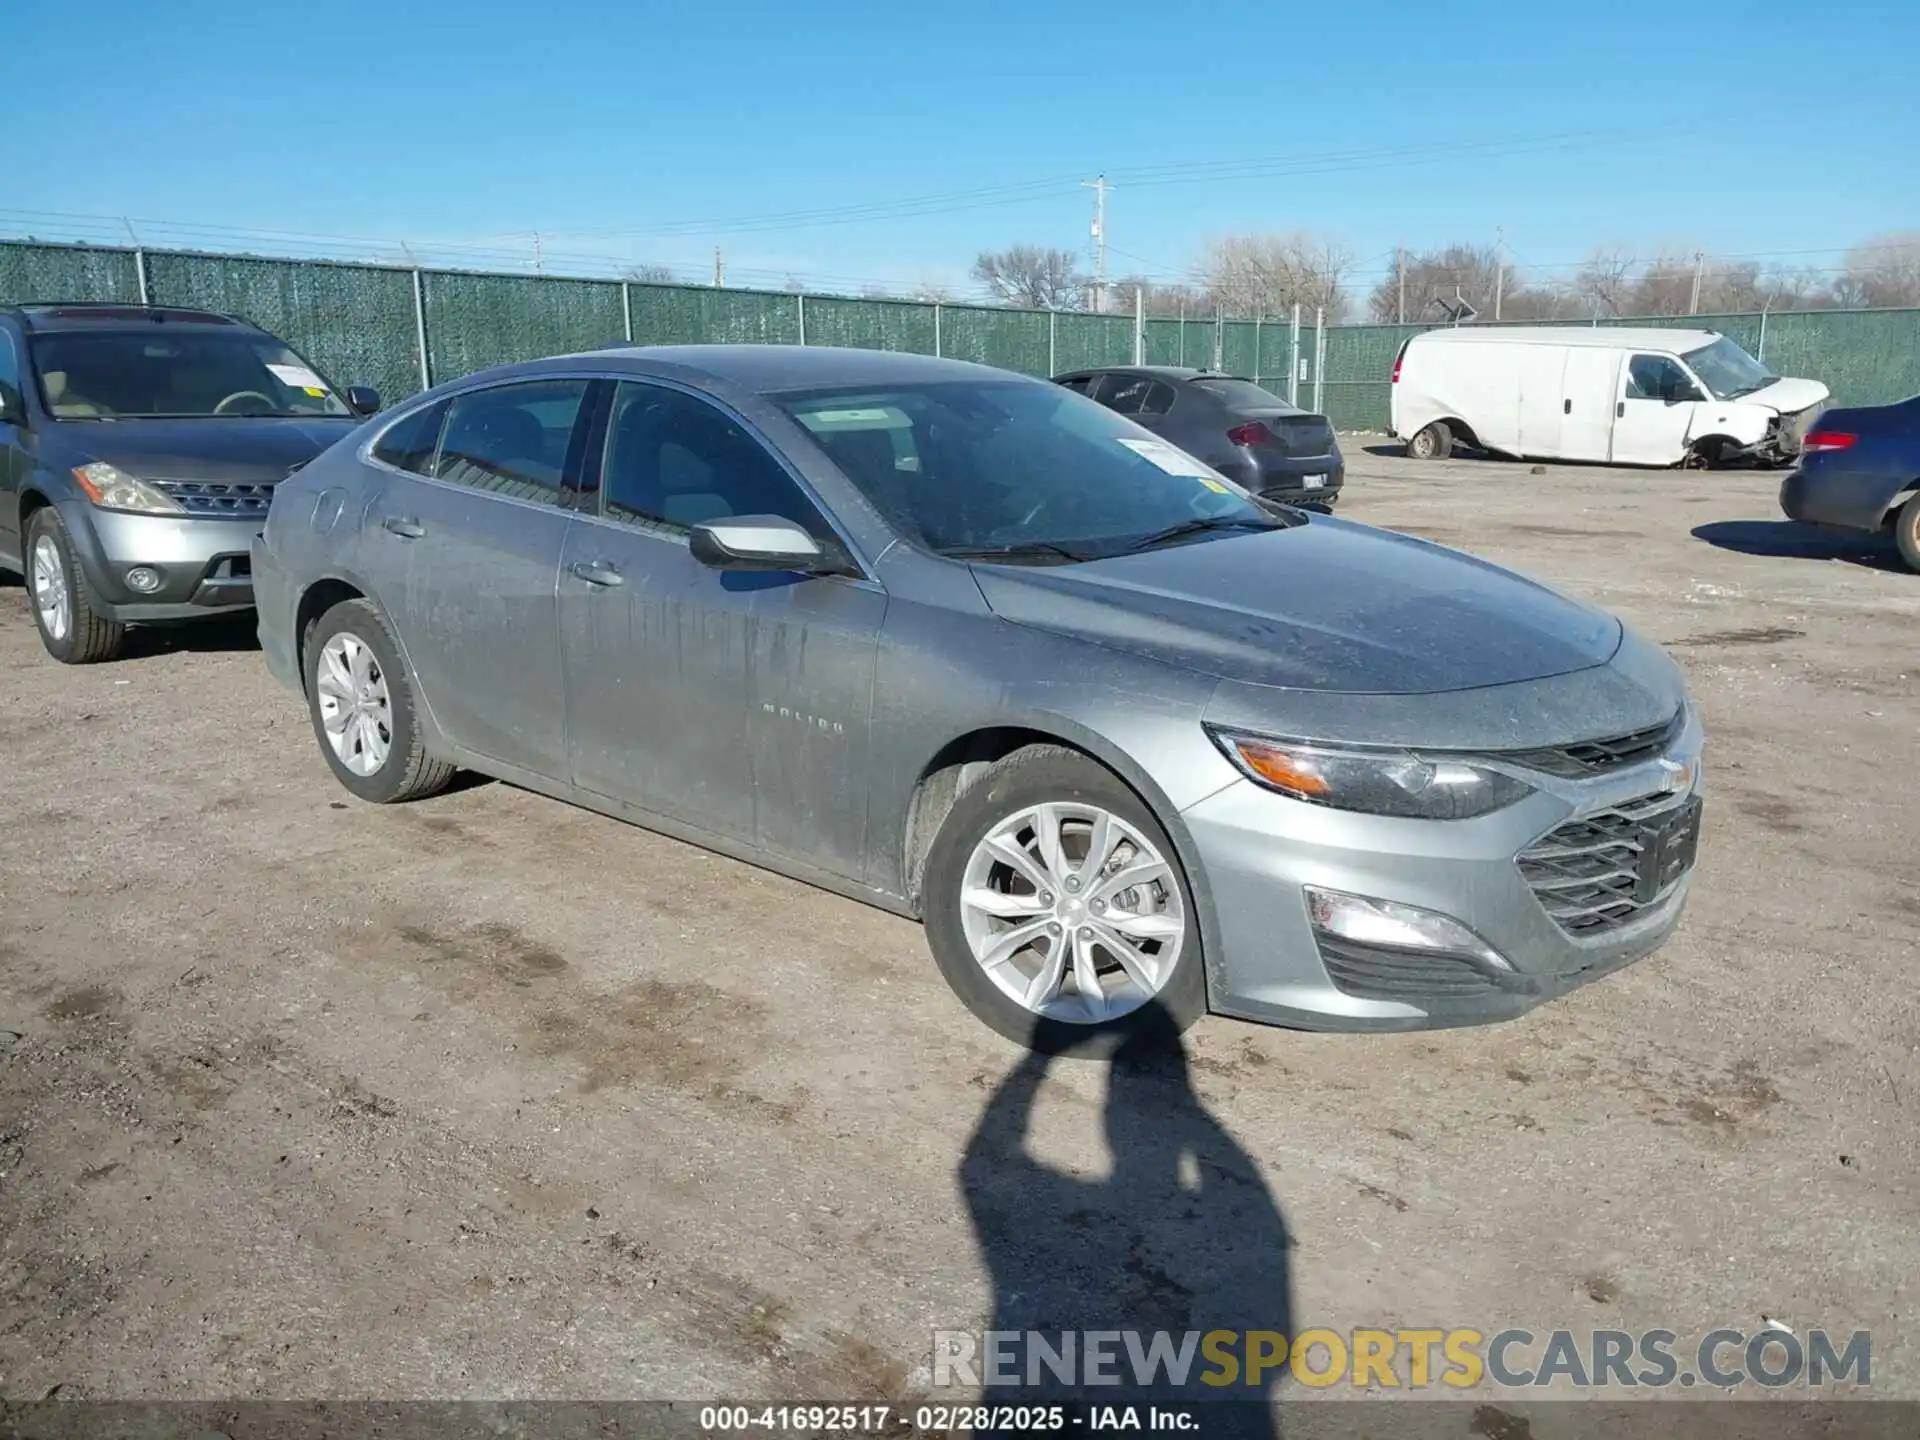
[53,416,358,483]
[1737,376,1829,414]
[969,517,1622,694]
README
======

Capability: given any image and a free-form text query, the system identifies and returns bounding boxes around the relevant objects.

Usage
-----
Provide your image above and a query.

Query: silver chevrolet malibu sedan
[253,346,1703,1053]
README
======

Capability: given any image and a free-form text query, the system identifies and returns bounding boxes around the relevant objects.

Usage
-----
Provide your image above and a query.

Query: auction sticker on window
[1117,436,1218,478]
[267,362,329,392]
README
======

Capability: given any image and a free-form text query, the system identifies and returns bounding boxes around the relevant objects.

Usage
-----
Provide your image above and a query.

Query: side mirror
[345,386,382,416]
[689,515,842,574]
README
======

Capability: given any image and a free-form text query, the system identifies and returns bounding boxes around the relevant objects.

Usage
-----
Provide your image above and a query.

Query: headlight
[1207,727,1534,819]
[72,462,183,515]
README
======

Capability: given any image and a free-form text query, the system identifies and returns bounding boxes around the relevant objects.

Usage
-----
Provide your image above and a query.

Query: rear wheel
[1894,491,1920,573]
[1407,422,1453,461]
[922,745,1206,1057]
[26,509,125,664]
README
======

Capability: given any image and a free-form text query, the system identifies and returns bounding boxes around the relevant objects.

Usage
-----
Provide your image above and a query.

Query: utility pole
[1396,244,1406,325]
[1493,226,1504,322]
[1689,250,1704,315]
[1082,174,1110,314]
[532,232,543,274]
[713,247,725,288]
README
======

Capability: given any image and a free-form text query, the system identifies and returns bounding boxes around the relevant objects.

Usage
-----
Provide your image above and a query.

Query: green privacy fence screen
[5,239,1918,428]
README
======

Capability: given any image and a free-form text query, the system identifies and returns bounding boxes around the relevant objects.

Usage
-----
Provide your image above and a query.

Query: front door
[1611,354,1699,466]
[365,376,595,780]
[558,380,884,877]
[0,326,28,569]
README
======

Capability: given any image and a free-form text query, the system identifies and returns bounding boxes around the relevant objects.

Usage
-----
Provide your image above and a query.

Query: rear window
[1191,378,1292,410]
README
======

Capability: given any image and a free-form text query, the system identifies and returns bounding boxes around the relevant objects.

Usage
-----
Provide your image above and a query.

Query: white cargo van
[1390,326,1830,468]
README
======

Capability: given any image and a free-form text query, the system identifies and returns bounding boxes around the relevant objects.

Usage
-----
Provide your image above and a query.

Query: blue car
[1778,396,1920,571]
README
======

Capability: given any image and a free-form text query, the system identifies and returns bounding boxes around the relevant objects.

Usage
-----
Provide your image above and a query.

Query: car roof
[560,343,1035,393]
[1411,325,1722,354]
[4,302,256,334]
[1056,365,1239,382]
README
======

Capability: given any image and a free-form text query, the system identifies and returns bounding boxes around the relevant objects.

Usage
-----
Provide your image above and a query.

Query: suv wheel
[26,509,125,664]
[1407,422,1453,461]
[302,598,455,804]
[1894,491,1920,573]
[922,745,1206,1056]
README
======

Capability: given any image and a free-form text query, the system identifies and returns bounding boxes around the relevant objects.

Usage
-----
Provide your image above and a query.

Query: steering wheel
[213,390,277,416]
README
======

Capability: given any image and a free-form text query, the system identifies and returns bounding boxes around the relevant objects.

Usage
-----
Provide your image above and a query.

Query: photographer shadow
[959,1004,1293,1436]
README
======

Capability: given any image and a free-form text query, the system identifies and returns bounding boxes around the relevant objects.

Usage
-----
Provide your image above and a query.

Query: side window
[371,399,448,473]
[1095,374,1153,414]
[1055,376,1094,395]
[431,379,591,505]
[1141,381,1177,416]
[601,382,827,536]
[0,328,21,418]
[1625,355,1694,402]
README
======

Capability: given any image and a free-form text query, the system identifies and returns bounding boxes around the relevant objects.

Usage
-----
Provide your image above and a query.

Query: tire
[921,744,1206,1058]
[302,597,455,804]
[25,508,126,664]
[1895,491,1920,574]
[1407,422,1453,461]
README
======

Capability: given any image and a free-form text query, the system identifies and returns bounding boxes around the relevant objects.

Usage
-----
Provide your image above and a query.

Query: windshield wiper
[941,540,1096,564]
[1116,515,1286,555]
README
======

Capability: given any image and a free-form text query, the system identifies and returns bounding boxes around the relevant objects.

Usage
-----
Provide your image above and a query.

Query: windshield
[1682,335,1777,401]
[29,330,350,419]
[774,379,1283,561]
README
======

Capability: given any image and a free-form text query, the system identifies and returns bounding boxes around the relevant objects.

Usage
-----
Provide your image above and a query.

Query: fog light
[1305,886,1509,968]
[125,566,163,593]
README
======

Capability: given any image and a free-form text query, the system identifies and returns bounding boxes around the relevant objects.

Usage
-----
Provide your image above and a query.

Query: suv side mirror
[689,515,844,574]
[345,386,382,416]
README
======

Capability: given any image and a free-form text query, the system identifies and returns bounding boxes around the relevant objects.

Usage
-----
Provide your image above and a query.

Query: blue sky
[6,0,1916,299]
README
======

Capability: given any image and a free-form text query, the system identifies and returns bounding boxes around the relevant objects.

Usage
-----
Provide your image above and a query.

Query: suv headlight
[72,462,183,515]
[1207,727,1535,820]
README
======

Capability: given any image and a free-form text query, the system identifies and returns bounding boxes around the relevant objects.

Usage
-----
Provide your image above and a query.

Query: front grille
[1518,791,1693,937]
[153,480,276,517]
[1318,935,1502,1002]
[1505,711,1682,778]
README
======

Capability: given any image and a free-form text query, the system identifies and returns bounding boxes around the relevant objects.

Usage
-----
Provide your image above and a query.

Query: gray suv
[0,303,377,663]
[253,345,1703,1052]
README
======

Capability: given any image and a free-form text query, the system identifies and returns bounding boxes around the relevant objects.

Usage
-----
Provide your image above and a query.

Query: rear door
[0,324,26,568]
[364,376,597,779]
[1558,347,1622,461]
[1611,354,1698,466]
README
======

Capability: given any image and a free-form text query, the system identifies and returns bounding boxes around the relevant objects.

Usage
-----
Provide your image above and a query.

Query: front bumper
[60,502,258,621]
[1183,714,1704,1032]
[250,532,303,696]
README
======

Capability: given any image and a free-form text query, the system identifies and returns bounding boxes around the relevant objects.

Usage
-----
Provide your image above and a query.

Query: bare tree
[1834,233,1920,308]
[1367,243,1501,322]
[970,245,1088,309]
[1627,251,1698,317]
[623,263,677,284]
[908,278,958,304]
[1110,273,1206,316]
[1574,247,1637,318]
[1198,233,1353,320]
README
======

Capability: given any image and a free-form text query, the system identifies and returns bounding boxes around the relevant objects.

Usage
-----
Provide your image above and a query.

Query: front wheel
[302,598,455,803]
[1894,491,1920,573]
[1406,422,1453,461]
[921,745,1206,1057]
[26,508,125,664]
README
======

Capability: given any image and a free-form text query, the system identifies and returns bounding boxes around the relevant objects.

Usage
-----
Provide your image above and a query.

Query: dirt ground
[1,446,1915,1408]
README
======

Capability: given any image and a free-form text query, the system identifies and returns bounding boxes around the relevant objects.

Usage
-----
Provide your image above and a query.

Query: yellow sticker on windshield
[1199,477,1231,494]
[302,386,328,397]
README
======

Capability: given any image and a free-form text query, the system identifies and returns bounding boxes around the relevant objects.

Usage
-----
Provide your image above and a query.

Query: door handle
[570,559,624,588]
[1563,399,1572,414]
[1616,401,1626,419]
[382,516,425,539]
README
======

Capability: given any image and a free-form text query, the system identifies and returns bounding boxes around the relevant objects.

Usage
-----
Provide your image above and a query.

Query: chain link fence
[5,239,1916,432]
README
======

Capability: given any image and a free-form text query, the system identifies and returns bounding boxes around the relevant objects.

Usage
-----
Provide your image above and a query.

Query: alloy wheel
[315,631,394,776]
[29,535,71,643]
[958,802,1186,1024]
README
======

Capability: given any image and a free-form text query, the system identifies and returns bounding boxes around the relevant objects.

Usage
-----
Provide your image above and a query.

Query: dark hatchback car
[0,303,380,663]
[1778,396,1920,572]
[1052,366,1344,508]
